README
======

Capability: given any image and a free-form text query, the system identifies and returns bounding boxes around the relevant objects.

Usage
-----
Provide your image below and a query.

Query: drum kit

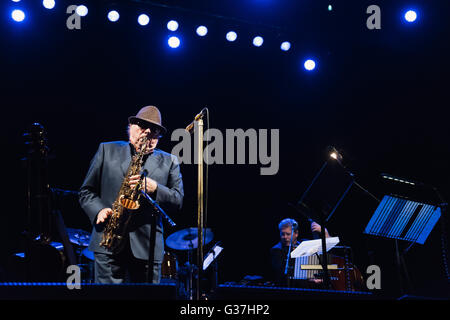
[50,228,95,282]
[66,228,95,265]
[60,227,214,287]
[10,228,95,282]
[13,227,214,285]
[163,227,214,299]
[60,228,95,282]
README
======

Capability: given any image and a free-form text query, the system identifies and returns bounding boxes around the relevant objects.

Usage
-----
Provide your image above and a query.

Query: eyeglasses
[131,120,162,138]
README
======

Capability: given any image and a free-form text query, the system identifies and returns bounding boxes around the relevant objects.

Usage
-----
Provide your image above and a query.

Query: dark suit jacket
[270,241,302,284]
[79,141,184,262]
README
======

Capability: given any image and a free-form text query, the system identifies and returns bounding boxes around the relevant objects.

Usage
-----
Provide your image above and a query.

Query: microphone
[140,169,149,194]
[185,108,207,133]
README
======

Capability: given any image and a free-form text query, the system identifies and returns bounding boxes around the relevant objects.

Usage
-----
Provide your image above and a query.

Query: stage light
[253,36,264,47]
[404,10,417,23]
[280,41,291,51]
[76,5,88,17]
[11,0,21,2]
[196,26,208,37]
[226,31,237,42]
[167,20,179,31]
[107,10,120,22]
[304,59,316,71]
[42,0,55,9]
[328,147,343,162]
[138,14,150,26]
[168,36,180,48]
[11,9,25,22]
[328,5,333,11]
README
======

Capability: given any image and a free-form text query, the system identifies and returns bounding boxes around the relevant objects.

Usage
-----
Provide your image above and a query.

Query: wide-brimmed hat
[128,105,167,136]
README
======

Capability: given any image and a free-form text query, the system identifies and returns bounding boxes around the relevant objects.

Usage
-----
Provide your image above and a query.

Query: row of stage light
[10,0,420,72]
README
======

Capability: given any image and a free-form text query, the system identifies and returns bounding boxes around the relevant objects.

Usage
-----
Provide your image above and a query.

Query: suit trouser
[94,241,162,284]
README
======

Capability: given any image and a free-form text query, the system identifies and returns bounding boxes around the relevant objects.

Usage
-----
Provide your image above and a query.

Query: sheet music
[203,245,223,270]
[290,237,340,258]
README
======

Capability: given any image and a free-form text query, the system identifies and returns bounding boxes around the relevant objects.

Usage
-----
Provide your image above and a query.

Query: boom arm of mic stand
[140,190,176,227]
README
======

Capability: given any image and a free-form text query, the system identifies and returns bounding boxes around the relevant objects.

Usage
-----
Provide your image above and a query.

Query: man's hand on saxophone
[96,207,113,224]
[129,174,158,194]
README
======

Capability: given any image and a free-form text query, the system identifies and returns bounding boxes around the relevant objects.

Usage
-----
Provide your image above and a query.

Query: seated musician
[270,218,330,286]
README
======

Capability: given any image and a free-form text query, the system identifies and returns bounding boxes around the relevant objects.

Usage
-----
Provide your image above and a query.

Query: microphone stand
[140,179,176,283]
[283,225,296,287]
[186,109,207,300]
[140,190,176,227]
[188,241,194,300]
[196,118,204,301]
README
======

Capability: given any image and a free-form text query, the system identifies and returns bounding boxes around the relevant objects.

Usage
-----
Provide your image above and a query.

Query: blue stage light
[42,0,55,9]
[280,41,291,51]
[168,36,180,48]
[226,31,237,42]
[304,59,316,71]
[107,10,120,22]
[167,20,179,31]
[196,26,208,37]
[11,9,25,22]
[404,10,417,23]
[138,14,150,26]
[253,36,264,47]
[76,5,88,17]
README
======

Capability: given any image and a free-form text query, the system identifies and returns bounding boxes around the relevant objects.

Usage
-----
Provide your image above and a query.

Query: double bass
[22,123,74,281]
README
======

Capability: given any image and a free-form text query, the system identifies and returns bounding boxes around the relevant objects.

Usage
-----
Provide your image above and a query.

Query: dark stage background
[1,0,449,298]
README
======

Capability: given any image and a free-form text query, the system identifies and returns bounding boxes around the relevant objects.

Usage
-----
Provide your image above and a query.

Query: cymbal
[166,227,213,250]
[66,228,90,247]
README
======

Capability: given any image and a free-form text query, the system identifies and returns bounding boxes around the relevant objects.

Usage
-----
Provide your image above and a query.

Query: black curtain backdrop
[1,0,449,297]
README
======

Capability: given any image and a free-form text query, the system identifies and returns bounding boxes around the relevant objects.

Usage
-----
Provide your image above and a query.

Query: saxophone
[99,136,149,252]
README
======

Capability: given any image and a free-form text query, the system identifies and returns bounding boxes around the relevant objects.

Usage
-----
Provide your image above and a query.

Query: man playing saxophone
[79,106,184,284]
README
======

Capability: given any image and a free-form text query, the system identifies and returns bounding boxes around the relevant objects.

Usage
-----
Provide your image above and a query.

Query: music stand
[364,177,443,295]
[203,243,223,294]
[291,237,340,281]
[364,195,441,245]
[291,237,340,258]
